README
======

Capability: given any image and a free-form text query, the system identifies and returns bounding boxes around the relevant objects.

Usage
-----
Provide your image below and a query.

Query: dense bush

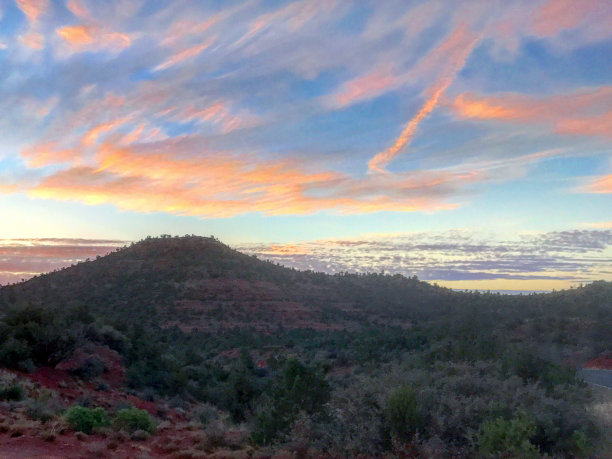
[65,406,110,434]
[478,415,540,458]
[384,385,426,443]
[252,359,330,445]
[69,356,106,380]
[0,305,90,369]
[113,407,156,434]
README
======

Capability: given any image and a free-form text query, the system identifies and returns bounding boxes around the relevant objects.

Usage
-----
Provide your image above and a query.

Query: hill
[0,235,611,457]
[1,235,458,333]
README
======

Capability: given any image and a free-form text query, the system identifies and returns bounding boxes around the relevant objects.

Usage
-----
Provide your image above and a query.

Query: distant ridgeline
[0,236,610,457]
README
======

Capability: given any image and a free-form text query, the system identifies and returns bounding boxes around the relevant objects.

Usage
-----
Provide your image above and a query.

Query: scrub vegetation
[0,236,610,457]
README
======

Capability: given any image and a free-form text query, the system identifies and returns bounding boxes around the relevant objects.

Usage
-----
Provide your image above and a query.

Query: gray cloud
[237,229,612,284]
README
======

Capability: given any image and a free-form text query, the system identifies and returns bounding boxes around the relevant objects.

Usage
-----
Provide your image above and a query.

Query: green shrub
[384,386,425,443]
[251,400,285,446]
[251,359,330,445]
[65,406,110,434]
[113,407,155,434]
[570,429,591,456]
[0,384,25,401]
[478,415,540,458]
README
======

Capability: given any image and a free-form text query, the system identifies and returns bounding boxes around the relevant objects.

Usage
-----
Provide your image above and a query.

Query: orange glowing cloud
[181,102,255,133]
[451,86,612,139]
[369,83,449,173]
[263,244,312,255]
[57,25,94,45]
[56,24,131,52]
[16,0,47,23]
[583,175,612,194]
[21,142,78,168]
[95,143,337,192]
[452,94,518,119]
[119,124,146,145]
[25,140,479,218]
[83,118,130,146]
[155,39,215,71]
[369,26,479,172]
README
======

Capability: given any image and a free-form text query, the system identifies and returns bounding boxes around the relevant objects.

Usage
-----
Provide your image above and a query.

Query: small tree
[384,386,425,443]
[252,359,330,445]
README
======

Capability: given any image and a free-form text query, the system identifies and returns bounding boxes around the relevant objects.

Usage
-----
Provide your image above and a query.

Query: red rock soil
[0,347,253,459]
[585,355,612,370]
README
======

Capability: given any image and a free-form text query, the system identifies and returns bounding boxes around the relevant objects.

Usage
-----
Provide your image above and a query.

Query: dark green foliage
[65,406,110,434]
[113,407,155,433]
[0,305,83,368]
[252,359,330,445]
[69,356,106,380]
[478,415,540,458]
[385,386,425,443]
[222,366,260,423]
[0,383,24,401]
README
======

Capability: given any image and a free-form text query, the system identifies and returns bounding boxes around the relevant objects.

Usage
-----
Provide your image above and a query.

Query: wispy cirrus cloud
[580,175,612,194]
[368,25,480,172]
[0,0,610,230]
[450,86,612,140]
[154,39,215,71]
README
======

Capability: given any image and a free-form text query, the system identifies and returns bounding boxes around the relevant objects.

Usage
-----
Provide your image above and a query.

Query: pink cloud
[180,102,257,133]
[369,25,480,172]
[161,18,219,47]
[66,0,90,20]
[331,70,397,108]
[582,175,612,194]
[22,139,485,218]
[82,118,130,146]
[19,32,44,50]
[15,0,47,23]
[451,86,612,139]
[21,142,78,167]
[531,0,608,37]
[154,39,215,71]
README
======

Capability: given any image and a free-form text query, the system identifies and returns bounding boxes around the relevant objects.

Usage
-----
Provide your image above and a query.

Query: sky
[0,0,611,291]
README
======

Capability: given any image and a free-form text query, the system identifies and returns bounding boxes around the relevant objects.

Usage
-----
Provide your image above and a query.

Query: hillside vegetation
[0,235,611,457]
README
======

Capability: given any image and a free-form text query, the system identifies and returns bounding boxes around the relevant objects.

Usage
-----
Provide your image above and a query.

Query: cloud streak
[451,86,612,139]
[368,26,480,172]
